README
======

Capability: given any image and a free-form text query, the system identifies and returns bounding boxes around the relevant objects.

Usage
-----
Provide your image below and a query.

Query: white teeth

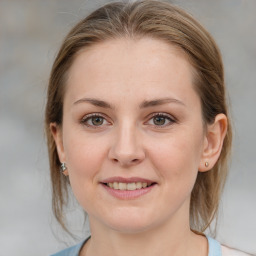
[108,183,113,188]
[119,182,127,190]
[106,182,152,190]
[136,182,142,189]
[127,183,136,190]
[113,182,119,189]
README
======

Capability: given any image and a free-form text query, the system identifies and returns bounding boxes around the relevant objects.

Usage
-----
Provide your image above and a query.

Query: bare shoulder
[221,245,253,256]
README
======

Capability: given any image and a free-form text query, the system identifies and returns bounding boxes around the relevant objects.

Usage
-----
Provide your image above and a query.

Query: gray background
[0,0,255,255]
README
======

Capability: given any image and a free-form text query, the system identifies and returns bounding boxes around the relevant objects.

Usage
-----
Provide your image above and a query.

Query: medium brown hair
[45,0,232,236]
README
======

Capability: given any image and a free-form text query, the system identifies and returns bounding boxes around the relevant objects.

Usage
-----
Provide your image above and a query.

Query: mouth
[103,181,155,191]
[100,177,157,199]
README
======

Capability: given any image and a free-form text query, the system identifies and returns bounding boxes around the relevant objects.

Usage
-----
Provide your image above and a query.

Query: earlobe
[199,114,228,172]
[50,122,66,163]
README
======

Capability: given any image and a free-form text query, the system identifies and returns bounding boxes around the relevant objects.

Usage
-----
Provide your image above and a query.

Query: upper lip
[101,176,156,184]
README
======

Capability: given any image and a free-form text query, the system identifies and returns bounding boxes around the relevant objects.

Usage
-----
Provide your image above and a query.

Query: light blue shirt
[50,236,222,256]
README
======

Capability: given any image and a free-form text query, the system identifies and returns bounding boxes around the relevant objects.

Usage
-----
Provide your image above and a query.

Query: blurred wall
[0,0,255,255]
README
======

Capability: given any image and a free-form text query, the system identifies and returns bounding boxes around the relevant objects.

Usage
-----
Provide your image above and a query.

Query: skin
[51,38,227,256]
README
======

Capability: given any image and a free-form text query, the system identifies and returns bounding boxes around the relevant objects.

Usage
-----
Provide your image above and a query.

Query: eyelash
[80,113,110,128]
[147,113,176,128]
[80,112,176,129]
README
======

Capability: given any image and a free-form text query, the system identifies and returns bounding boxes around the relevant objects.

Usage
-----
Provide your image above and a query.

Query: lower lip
[101,184,156,200]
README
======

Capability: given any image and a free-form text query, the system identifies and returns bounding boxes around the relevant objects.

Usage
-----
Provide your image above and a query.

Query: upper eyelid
[81,112,109,121]
[147,112,176,121]
[81,112,175,118]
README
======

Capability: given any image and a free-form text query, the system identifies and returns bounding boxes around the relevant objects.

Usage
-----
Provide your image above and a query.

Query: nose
[108,122,145,167]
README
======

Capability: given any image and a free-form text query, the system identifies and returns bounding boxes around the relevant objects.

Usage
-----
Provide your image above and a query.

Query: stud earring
[60,162,68,176]
[205,162,209,167]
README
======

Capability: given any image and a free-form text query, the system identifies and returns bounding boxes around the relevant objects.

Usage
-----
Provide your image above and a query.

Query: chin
[102,210,159,234]
[109,222,154,234]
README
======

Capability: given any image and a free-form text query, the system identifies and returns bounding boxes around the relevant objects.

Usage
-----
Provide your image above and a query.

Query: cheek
[63,123,105,169]
[62,130,107,201]
[147,130,203,184]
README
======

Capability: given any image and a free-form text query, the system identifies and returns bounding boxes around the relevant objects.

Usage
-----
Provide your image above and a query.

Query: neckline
[78,235,221,256]
[206,236,222,256]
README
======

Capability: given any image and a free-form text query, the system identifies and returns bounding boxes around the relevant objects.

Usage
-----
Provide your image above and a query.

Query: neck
[82,214,208,256]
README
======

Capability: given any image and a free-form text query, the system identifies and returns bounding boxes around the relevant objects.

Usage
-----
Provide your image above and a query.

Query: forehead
[65,37,198,107]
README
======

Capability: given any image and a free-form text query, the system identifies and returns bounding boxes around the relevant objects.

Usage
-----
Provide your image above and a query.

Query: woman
[45,1,249,255]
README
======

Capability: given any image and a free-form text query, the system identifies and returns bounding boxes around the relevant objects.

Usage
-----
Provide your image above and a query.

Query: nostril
[112,158,140,166]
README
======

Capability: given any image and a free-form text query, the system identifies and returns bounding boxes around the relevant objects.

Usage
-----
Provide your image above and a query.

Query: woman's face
[54,38,208,233]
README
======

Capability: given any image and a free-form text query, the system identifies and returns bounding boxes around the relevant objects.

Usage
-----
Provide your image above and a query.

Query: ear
[199,113,228,172]
[50,123,68,176]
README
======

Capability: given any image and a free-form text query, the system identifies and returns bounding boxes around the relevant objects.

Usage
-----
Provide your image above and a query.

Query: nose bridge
[118,120,137,151]
[108,119,145,166]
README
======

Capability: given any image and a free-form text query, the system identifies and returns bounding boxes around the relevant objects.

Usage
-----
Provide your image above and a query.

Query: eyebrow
[73,98,113,109]
[139,98,185,108]
[73,97,185,109]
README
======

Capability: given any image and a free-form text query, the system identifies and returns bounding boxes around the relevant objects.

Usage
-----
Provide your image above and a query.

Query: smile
[101,177,157,199]
[106,182,153,191]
